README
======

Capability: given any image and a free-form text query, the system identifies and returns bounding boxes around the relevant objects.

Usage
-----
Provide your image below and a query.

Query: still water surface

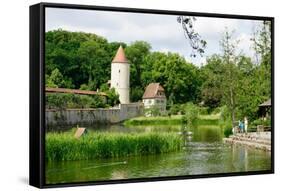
[46,125,271,184]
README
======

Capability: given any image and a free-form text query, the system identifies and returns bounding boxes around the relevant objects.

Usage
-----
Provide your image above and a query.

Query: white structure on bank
[110,46,130,104]
[142,83,167,114]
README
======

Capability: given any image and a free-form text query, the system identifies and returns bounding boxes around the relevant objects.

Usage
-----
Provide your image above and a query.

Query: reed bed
[46,131,182,161]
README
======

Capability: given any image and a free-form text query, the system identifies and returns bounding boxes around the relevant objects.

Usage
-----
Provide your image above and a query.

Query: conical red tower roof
[112,45,128,63]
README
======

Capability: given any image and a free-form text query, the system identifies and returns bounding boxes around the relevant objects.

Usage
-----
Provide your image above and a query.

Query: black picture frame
[30,2,275,188]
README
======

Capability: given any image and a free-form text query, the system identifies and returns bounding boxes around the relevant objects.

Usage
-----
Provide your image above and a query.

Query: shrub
[46,93,106,109]
[182,103,199,127]
[105,88,120,106]
[169,104,184,115]
[251,118,271,127]
[198,106,209,115]
[224,126,233,137]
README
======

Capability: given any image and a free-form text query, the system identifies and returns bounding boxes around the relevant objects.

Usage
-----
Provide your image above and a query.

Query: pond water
[46,124,271,184]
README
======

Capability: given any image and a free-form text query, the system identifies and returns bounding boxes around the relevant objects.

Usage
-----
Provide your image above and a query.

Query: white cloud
[46,7,263,66]
[195,17,240,39]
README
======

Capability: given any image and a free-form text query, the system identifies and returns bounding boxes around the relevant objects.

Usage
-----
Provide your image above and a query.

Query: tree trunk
[230,87,236,128]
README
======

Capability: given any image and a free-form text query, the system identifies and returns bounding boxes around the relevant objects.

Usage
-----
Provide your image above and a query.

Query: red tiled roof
[142,83,166,99]
[112,45,128,63]
[46,87,107,96]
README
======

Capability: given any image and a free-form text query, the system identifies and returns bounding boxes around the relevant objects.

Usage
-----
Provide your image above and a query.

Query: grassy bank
[128,125,182,132]
[124,115,219,126]
[46,130,182,161]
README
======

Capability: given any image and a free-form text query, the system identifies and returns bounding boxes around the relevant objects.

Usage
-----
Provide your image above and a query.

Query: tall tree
[200,55,224,109]
[144,52,201,104]
[252,21,272,98]
[77,40,110,90]
[125,41,151,101]
[220,29,240,128]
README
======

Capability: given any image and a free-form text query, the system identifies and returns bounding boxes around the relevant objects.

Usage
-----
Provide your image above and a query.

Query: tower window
[119,69,120,73]
[116,83,118,86]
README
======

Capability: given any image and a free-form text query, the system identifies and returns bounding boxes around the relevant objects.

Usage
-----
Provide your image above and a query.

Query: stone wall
[46,103,143,129]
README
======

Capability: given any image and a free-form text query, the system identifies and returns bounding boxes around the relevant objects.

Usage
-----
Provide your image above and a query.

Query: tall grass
[46,131,182,161]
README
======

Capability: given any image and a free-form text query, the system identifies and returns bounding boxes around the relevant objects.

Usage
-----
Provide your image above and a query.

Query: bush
[211,107,221,114]
[80,84,120,107]
[145,106,162,117]
[168,104,184,115]
[182,103,199,127]
[198,106,209,115]
[46,68,73,88]
[224,126,233,138]
[46,93,106,109]
[251,118,271,127]
[105,88,120,106]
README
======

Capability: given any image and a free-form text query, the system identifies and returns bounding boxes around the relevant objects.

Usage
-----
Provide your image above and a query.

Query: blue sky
[46,7,264,66]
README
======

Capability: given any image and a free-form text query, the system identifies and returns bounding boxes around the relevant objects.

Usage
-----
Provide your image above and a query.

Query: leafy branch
[177,16,207,57]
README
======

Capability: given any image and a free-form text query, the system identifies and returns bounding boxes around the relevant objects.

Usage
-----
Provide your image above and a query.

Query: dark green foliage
[143,52,202,104]
[46,29,115,89]
[105,88,120,106]
[200,55,224,109]
[125,41,151,98]
[224,126,233,138]
[46,93,106,109]
[46,68,73,88]
[79,82,120,107]
[130,86,144,102]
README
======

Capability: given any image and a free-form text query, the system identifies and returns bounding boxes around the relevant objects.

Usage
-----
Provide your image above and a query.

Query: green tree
[105,88,120,106]
[181,103,199,127]
[252,21,271,101]
[125,41,151,102]
[78,40,110,90]
[200,55,224,109]
[143,52,201,104]
[46,68,73,88]
[219,29,240,128]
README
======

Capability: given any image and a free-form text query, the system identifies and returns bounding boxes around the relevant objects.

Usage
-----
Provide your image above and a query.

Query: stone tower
[110,45,130,104]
